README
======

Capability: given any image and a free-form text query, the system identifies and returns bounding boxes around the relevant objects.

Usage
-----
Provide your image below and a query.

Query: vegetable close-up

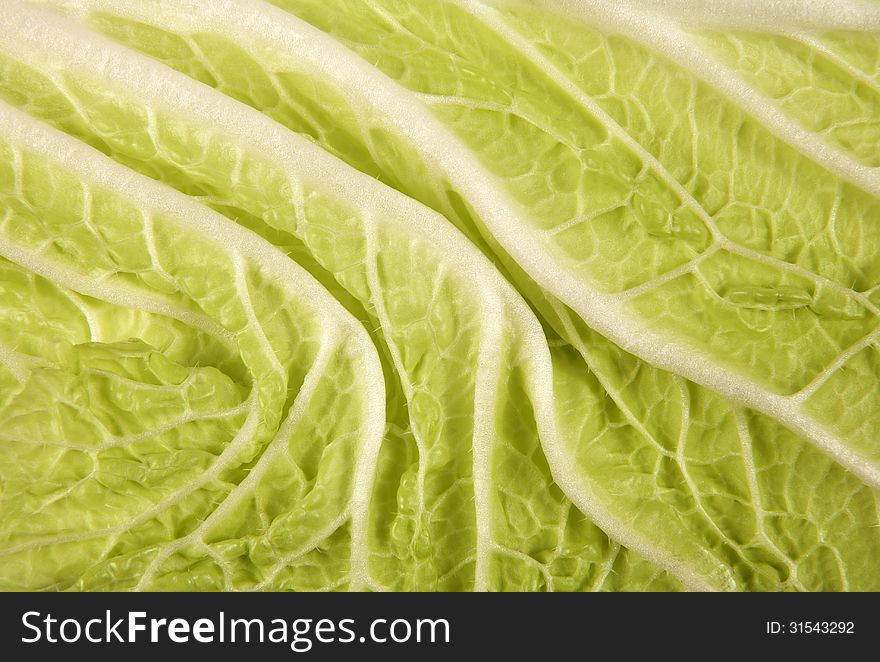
[0,0,878,592]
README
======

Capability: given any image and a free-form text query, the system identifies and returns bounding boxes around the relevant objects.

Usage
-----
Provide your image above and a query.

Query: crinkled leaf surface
[0,0,878,590]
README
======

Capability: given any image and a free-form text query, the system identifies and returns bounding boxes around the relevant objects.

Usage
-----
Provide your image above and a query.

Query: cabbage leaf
[1,0,878,591]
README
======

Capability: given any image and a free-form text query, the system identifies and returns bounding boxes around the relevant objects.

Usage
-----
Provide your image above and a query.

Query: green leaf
[0,0,877,591]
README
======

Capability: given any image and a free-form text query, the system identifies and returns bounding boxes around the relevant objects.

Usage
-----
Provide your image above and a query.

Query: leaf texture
[0,0,877,591]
